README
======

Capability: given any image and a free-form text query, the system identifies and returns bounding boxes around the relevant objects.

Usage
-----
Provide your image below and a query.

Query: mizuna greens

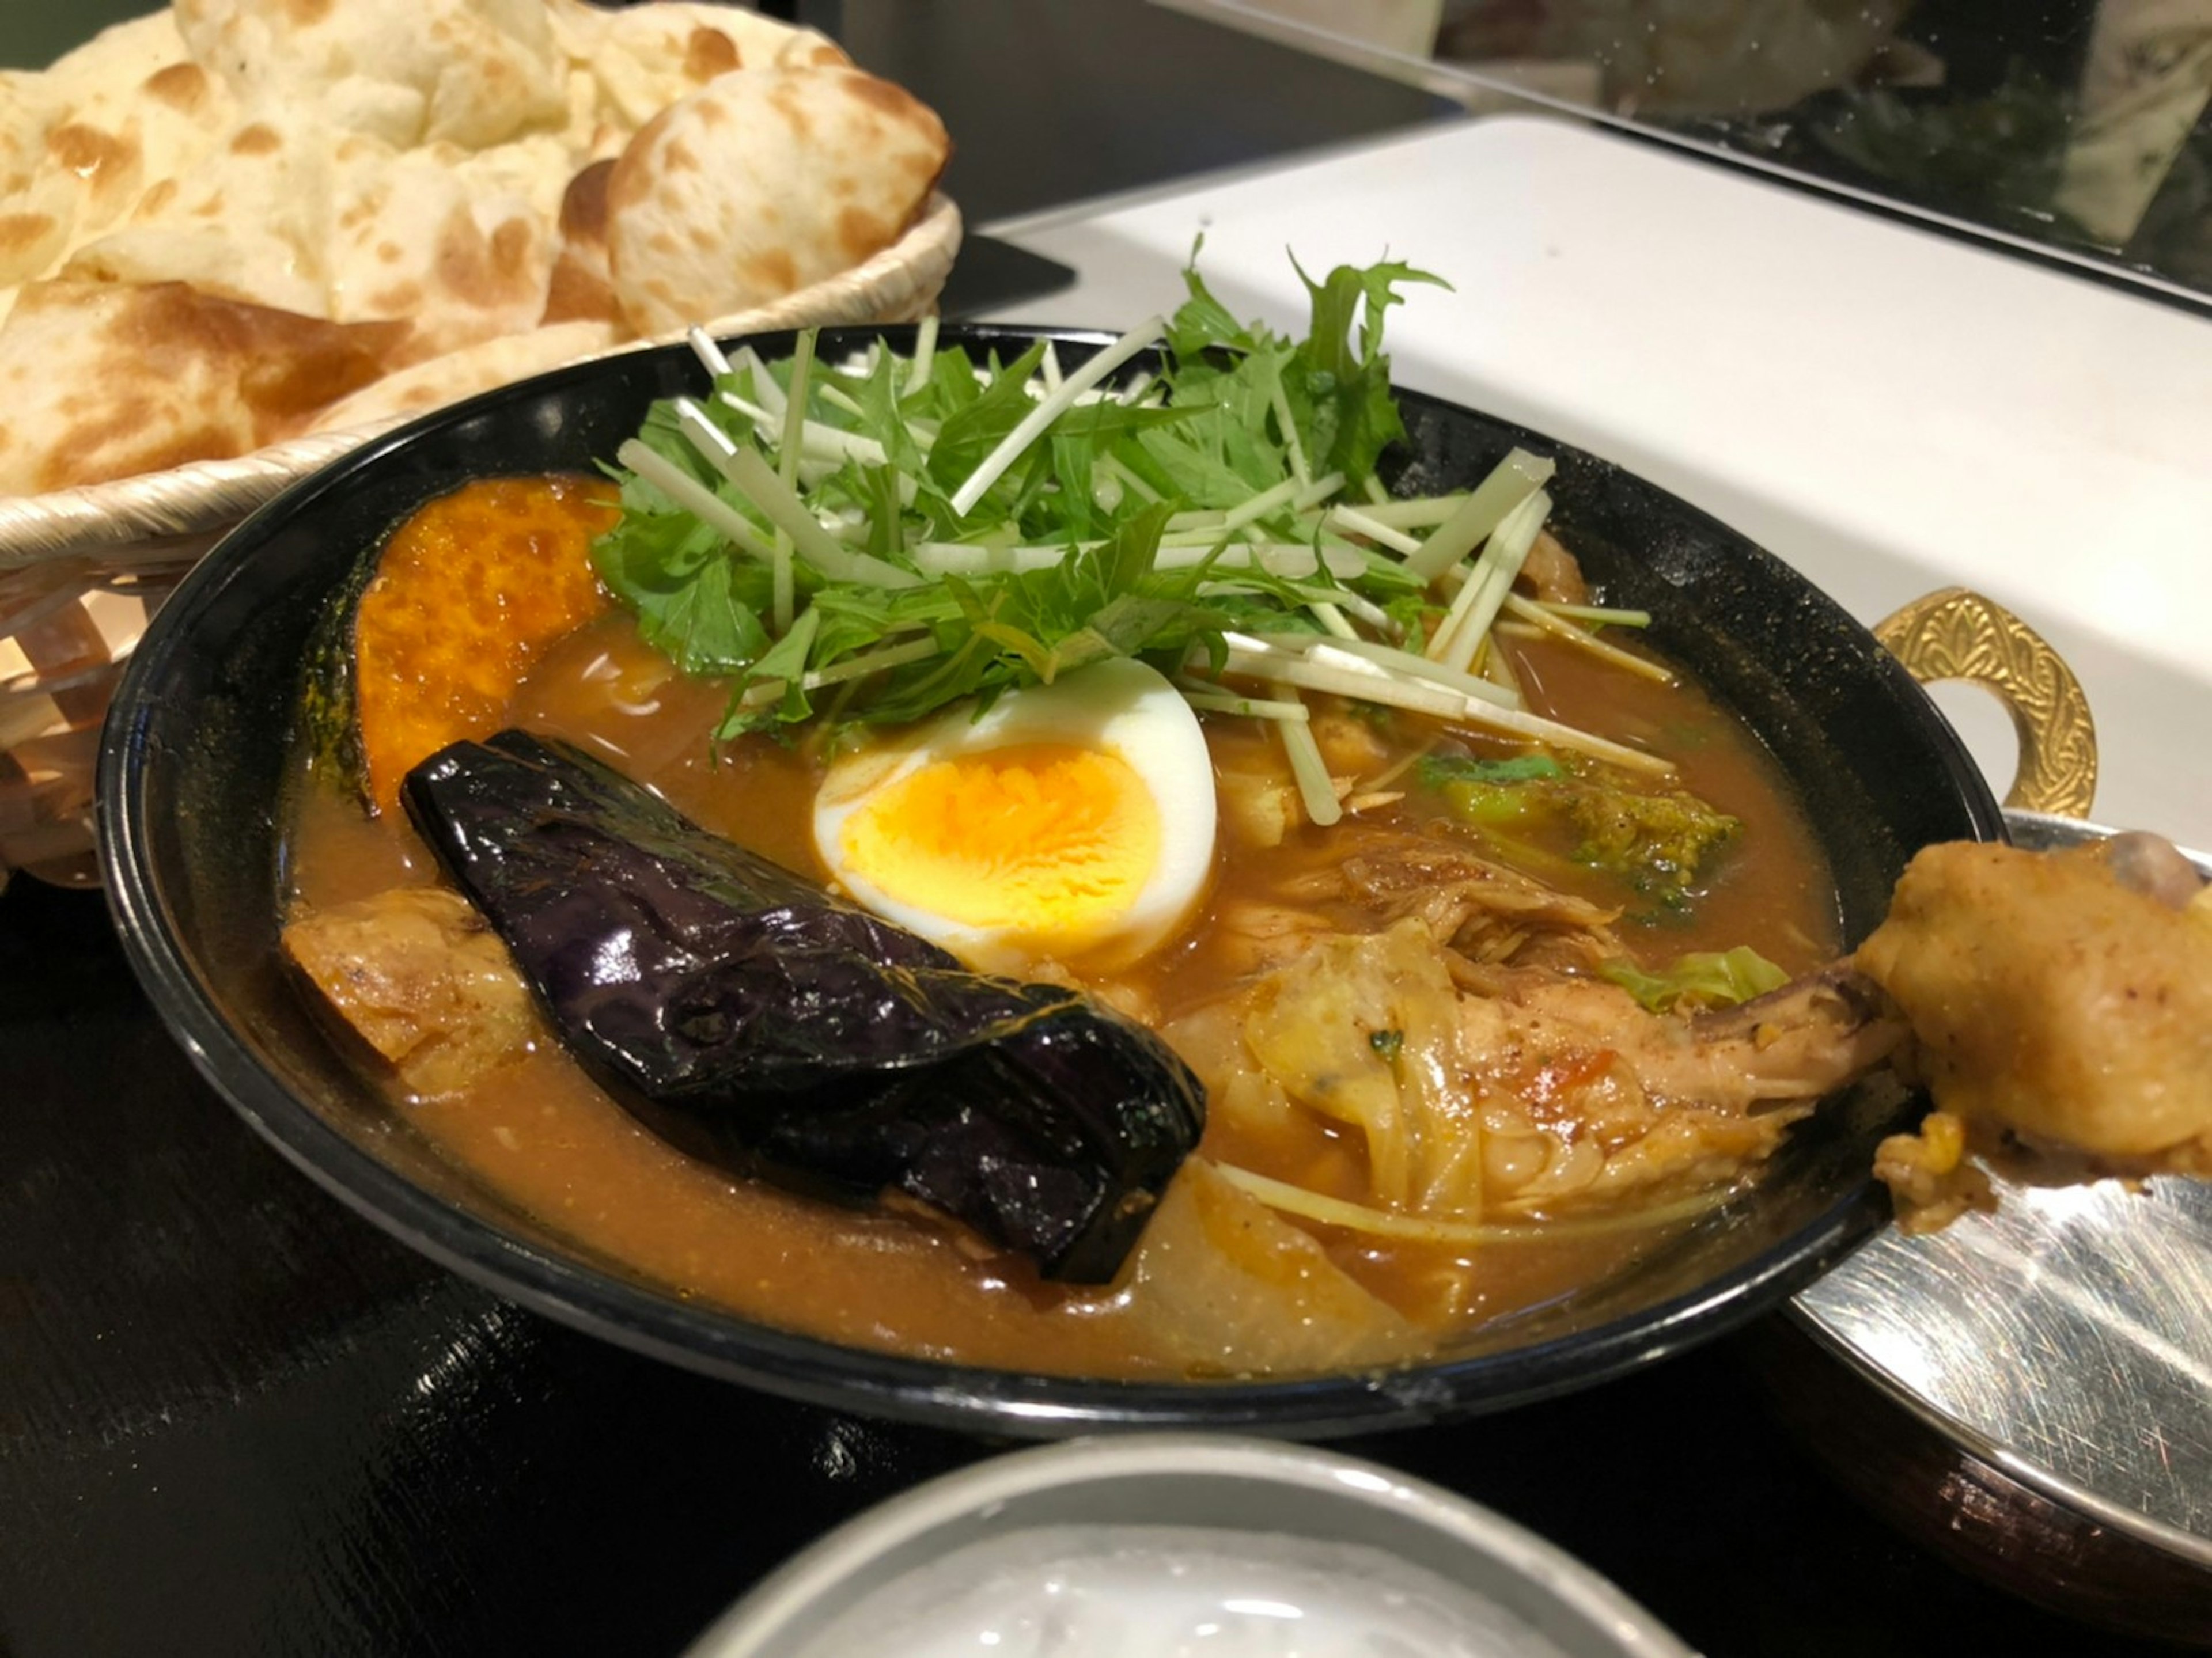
[591,256,1672,825]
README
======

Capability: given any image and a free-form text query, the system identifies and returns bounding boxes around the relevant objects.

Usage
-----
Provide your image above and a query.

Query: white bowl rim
[685,1432,1694,1658]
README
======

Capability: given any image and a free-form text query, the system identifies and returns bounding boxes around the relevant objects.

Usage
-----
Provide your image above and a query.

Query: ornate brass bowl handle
[1874,587,2099,819]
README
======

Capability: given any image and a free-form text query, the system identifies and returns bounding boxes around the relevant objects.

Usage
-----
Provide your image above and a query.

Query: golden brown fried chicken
[1855,837,2212,1230]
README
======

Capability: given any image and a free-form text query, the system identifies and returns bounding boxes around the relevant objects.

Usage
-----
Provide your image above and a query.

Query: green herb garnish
[589,254,1680,817]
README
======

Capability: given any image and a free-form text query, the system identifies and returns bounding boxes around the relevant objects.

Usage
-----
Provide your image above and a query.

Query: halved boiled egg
[812,658,1217,973]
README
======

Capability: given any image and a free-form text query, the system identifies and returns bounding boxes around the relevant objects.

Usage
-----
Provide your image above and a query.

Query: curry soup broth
[283,501,1841,1380]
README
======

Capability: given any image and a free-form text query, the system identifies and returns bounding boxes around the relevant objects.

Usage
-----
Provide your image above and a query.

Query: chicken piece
[1213,916,1895,1223]
[1449,960,1903,1212]
[283,885,544,1098]
[1336,833,1624,969]
[1516,529,1589,606]
[1856,840,2212,1165]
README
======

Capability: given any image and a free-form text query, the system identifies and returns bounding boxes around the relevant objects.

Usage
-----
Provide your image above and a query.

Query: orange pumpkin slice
[352,475,618,815]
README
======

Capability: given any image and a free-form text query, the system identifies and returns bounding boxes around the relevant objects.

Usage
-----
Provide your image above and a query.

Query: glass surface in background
[1173,0,2212,302]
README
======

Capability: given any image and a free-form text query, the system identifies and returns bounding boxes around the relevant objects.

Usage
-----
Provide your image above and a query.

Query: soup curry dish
[275,280,2212,1380]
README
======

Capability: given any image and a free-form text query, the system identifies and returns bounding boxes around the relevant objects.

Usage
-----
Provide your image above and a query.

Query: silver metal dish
[683,1435,1692,1657]
[1790,809,2212,1623]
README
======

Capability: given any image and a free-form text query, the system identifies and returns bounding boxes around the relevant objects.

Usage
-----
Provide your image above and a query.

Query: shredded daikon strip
[1263,632,1518,709]
[686,326,732,378]
[1270,682,1342,825]
[1097,454,1163,504]
[1215,631,1671,773]
[1499,593,1672,682]
[1306,598,1360,640]
[1537,600,1652,628]
[620,437,777,563]
[1403,449,1555,582]
[740,346,786,425]
[1482,639,1522,699]
[904,313,938,397]
[1176,685,1309,720]
[1216,1164,1731,1243]
[1269,372,1310,487]
[725,446,919,587]
[1324,504,1422,556]
[950,316,1165,515]
[1430,488,1550,673]
[801,636,940,689]
[915,541,1088,575]
[1157,542,1368,579]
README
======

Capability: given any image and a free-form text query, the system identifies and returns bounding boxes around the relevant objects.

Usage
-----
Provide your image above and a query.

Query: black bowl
[97,325,2001,1437]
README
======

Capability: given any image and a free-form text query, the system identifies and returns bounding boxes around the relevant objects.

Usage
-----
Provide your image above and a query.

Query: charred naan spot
[843,73,928,123]
[230,123,281,157]
[687,225,718,252]
[429,210,539,313]
[47,123,134,182]
[285,0,335,23]
[684,27,740,82]
[488,219,535,284]
[377,240,402,264]
[0,213,57,259]
[558,160,613,244]
[835,207,890,264]
[646,230,680,257]
[135,178,179,218]
[664,139,699,176]
[370,280,426,313]
[605,106,677,215]
[745,249,797,296]
[143,63,210,113]
[540,255,616,326]
[767,81,813,143]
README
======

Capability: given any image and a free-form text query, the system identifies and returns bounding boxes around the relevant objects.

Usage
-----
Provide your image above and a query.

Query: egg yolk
[838,742,1161,946]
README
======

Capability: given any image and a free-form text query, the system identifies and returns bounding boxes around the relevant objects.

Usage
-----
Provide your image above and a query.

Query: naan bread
[322,140,558,366]
[547,0,848,130]
[0,81,69,290]
[0,280,402,495]
[175,0,569,149]
[605,65,948,337]
[0,2,950,497]
[305,317,617,434]
[60,107,333,316]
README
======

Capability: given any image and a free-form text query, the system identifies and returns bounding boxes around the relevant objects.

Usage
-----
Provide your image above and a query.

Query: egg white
[812,658,1217,972]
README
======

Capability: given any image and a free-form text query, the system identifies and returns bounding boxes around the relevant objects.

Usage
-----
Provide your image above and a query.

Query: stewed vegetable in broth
[282,497,1840,1380]
[278,268,1870,1380]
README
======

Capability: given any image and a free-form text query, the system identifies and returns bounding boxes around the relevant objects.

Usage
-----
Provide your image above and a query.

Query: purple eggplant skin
[400,729,1205,1284]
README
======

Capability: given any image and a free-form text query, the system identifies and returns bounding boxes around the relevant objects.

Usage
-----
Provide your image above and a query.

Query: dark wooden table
[0,5,2188,1653]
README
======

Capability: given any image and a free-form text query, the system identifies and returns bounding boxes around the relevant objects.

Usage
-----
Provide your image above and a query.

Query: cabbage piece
[1239,917,1479,1216]
[1124,1159,1420,1377]
[402,729,1204,1283]
[1597,946,1790,1014]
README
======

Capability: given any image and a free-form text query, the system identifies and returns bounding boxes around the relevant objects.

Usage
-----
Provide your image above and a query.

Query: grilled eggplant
[402,729,1205,1283]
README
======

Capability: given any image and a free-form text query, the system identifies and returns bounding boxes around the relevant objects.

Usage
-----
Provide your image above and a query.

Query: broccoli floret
[1422,750,1738,908]
[1562,778,1739,906]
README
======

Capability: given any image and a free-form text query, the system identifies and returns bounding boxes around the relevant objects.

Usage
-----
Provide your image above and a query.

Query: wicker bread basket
[0,194,961,891]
